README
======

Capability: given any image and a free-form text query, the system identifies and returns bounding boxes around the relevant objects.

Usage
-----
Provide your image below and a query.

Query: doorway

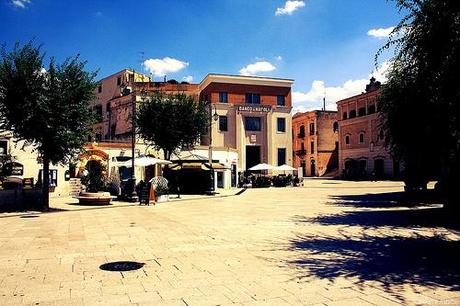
[374,159,385,178]
[310,159,316,177]
[246,146,261,170]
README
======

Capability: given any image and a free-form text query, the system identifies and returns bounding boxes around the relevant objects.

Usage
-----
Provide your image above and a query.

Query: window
[219,92,228,103]
[309,123,315,135]
[298,125,305,138]
[98,85,102,93]
[277,118,286,132]
[245,93,261,104]
[311,141,315,153]
[219,116,228,131]
[93,105,103,122]
[106,102,111,112]
[368,104,376,114]
[333,122,339,133]
[358,107,366,117]
[301,142,305,150]
[244,117,261,131]
[277,95,285,106]
[117,76,122,86]
[277,148,286,166]
[129,74,134,83]
[379,129,385,141]
[0,140,7,155]
[343,112,348,120]
[38,169,58,187]
[359,133,365,144]
[345,135,350,145]
[349,110,357,118]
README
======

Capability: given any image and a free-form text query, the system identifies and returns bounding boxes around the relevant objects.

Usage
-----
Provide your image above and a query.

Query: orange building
[337,78,401,179]
[292,110,338,177]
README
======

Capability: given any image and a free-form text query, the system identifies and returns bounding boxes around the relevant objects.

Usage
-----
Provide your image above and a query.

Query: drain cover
[99,261,144,272]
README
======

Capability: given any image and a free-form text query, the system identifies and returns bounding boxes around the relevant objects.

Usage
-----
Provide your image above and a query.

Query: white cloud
[367,26,395,39]
[275,1,305,16]
[11,0,30,8]
[239,61,276,76]
[142,57,189,77]
[293,61,391,112]
[182,75,193,83]
[276,55,283,61]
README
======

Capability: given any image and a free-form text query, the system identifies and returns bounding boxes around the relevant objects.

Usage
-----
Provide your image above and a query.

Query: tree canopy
[136,92,209,160]
[378,0,460,207]
[0,42,97,210]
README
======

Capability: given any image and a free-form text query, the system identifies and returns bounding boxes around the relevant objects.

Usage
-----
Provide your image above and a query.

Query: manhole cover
[99,261,144,272]
[20,215,39,218]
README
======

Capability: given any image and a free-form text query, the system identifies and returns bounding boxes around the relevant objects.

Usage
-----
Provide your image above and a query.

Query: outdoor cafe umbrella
[118,156,172,167]
[274,164,296,171]
[248,163,275,171]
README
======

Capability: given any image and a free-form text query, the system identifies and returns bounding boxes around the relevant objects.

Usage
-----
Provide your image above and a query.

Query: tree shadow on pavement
[287,233,460,296]
[284,190,460,301]
[328,190,442,209]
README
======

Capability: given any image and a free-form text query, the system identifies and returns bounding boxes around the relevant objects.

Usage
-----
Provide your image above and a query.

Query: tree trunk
[42,154,50,211]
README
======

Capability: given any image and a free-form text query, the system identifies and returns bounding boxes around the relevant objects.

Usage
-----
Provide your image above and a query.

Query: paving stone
[0,180,458,305]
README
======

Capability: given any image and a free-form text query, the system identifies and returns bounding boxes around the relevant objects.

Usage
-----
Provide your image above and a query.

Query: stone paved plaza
[0,179,459,305]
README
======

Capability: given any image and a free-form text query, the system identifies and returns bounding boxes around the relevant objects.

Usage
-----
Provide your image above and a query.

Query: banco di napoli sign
[237,105,271,113]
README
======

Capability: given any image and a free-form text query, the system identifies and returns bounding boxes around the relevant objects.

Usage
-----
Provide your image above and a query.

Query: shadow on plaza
[329,190,443,209]
[287,233,460,291]
[284,190,460,296]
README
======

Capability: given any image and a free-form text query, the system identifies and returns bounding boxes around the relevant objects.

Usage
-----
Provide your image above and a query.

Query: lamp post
[207,102,219,195]
[120,69,147,202]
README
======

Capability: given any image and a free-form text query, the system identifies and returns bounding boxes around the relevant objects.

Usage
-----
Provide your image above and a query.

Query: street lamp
[207,102,219,195]
[120,70,146,202]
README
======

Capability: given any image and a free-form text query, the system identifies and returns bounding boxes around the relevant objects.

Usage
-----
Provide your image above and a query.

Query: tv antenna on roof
[323,88,326,111]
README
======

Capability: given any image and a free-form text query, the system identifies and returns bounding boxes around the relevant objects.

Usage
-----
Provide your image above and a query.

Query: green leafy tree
[377,1,460,210]
[0,42,96,210]
[136,92,209,160]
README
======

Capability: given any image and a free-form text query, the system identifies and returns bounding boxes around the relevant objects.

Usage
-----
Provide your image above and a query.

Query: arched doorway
[310,160,316,177]
[300,160,306,177]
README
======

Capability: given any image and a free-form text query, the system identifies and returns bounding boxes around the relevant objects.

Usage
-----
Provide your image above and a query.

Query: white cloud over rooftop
[142,57,189,77]
[239,61,276,76]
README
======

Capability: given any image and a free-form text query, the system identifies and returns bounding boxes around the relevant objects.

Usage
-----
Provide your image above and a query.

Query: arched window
[359,133,365,144]
[299,125,305,138]
[349,110,357,118]
[379,129,384,141]
[333,122,338,133]
[345,135,350,145]
[343,112,348,120]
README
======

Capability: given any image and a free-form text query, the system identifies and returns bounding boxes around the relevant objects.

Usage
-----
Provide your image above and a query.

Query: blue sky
[1,0,403,112]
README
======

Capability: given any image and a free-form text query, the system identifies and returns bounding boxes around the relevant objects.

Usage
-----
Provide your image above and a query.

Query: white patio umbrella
[275,164,296,171]
[118,156,172,167]
[248,163,275,171]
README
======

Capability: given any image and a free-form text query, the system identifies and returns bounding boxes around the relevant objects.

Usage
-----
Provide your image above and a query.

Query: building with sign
[337,78,402,179]
[0,131,73,197]
[199,74,294,174]
[292,110,338,177]
[90,71,294,190]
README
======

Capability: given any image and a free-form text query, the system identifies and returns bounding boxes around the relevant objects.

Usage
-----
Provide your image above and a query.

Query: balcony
[295,149,307,156]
